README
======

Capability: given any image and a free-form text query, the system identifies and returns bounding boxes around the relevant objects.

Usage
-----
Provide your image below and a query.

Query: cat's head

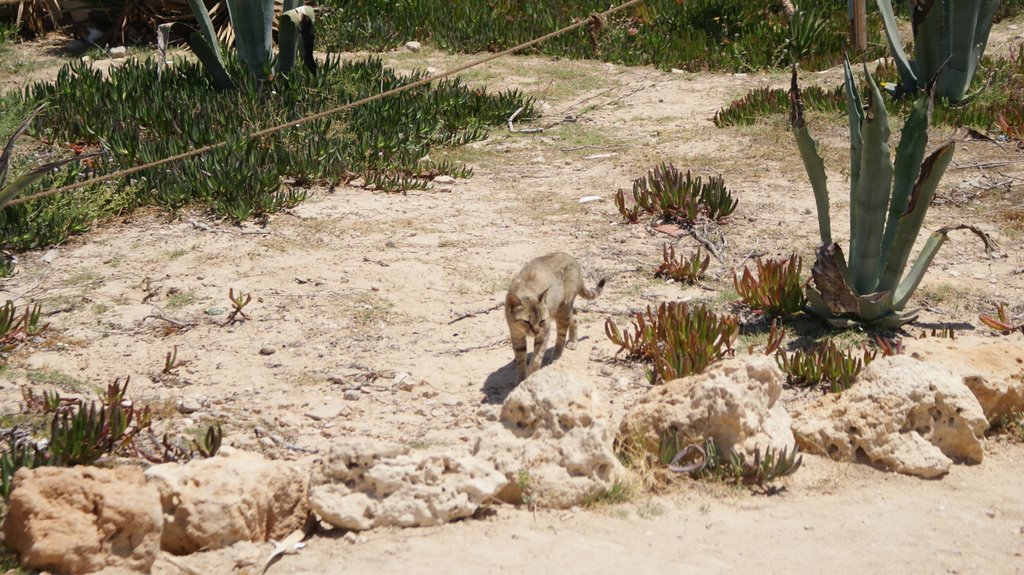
[506,289,550,337]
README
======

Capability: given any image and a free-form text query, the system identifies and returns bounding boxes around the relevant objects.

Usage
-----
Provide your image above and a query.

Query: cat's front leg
[528,324,549,375]
[511,332,529,382]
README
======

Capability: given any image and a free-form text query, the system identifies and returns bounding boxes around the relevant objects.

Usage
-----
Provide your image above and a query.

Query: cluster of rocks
[2,368,623,573]
[3,336,1020,573]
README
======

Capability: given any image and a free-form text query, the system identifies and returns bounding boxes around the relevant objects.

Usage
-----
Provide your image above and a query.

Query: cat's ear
[506,293,522,308]
[537,288,549,303]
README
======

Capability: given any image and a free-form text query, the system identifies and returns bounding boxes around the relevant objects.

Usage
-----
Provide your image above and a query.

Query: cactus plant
[790,58,993,329]
[173,0,316,89]
[876,0,1000,103]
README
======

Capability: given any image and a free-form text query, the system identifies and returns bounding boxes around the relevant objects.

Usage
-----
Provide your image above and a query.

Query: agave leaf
[875,0,920,90]
[849,63,893,294]
[0,151,103,209]
[878,141,955,295]
[895,224,995,309]
[911,0,945,89]
[278,6,316,76]
[789,68,832,245]
[225,0,273,80]
[878,88,932,289]
[169,22,235,91]
[810,243,859,315]
[0,104,45,190]
[843,54,863,201]
[185,0,224,65]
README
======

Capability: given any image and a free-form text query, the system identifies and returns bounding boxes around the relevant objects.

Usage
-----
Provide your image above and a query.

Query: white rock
[145,448,310,553]
[404,41,422,52]
[791,355,988,479]
[308,438,506,530]
[109,46,128,59]
[619,356,796,459]
[474,367,625,509]
[908,336,1024,420]
[433,175,455,185]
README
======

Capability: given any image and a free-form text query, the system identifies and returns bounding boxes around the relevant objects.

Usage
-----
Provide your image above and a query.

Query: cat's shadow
[481,361,519,405]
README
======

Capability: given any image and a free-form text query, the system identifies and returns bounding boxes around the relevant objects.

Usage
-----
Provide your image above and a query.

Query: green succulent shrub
[877,0,999,103]
[733,256,807,319]
[605,301,738,384]
[713,84,844,127]
[660,433,802,493]
[319,0,885,73]
[654,244,709,284]
[615,163,736,225]
[790,59,993,329]
[2,379,223,498]
[776,340,875,393]
[0,55,531,244]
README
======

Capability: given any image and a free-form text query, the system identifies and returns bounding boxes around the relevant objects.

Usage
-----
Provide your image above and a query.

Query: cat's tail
[578,278,607,300]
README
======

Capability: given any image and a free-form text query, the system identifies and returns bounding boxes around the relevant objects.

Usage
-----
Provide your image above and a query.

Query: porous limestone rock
[791,355,989,479]
[618,355,795,458]
[908,335,1024,420]
[145,448,310,554]
[2,465,162,573]
[473,367,625,509]
[308,438,506,530]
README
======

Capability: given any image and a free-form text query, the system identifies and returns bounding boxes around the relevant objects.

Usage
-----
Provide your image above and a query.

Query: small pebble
[205,307,226,316]
[385,240,397,248]
[259,345,276,356]
[600,366,613,376]
[343,389,362,401]
[433,175,455,185]
[404,40,422,52]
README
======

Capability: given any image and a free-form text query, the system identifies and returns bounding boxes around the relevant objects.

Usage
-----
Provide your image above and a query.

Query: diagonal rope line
[9,0,645,207]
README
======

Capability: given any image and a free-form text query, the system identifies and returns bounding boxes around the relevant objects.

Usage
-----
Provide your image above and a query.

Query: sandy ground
[1,17,1024,575]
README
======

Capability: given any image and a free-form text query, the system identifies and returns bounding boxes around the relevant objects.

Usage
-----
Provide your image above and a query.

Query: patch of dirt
[2,19,1024,574]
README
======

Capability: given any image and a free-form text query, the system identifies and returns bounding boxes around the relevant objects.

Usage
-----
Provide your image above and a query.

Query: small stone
[177,399,202,414]
[259,345,276,356]
[205,307,226,316]
[349,177,365,188]
[343,531,360,544]
[109,46,128,59]
[433,175,455,185]
[442,397,462,408]
[259,437,276,448]
[81,55,92,65]
[385,240,397,249]
[426,67,439,74]
[41,249,58,264]
[600,366,613,376]
[364,183,378,191]
[343,390,362,401]
[404,41,422,52]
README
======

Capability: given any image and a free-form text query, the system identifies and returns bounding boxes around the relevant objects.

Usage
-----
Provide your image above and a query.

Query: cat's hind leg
[564,310,579,350]
[552,315,570,361]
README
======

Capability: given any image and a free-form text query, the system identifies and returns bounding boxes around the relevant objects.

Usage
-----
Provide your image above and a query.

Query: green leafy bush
[318,0,885,73]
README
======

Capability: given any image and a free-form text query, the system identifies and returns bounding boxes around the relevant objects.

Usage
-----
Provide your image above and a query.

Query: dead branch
[448,302,503,325]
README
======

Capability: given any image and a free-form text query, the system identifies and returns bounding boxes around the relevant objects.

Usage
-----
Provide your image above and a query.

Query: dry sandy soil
[1,17,1024,575]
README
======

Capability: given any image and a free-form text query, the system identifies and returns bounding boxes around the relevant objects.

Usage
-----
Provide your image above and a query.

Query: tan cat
[504,252,606,382]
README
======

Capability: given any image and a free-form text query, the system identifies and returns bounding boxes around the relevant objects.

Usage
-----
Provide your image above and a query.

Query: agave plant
[166,0,316,89]
[790,58,993,329]
[876,0,999,103]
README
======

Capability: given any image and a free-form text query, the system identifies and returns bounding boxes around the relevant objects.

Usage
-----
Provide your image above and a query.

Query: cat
[504,252,606,383]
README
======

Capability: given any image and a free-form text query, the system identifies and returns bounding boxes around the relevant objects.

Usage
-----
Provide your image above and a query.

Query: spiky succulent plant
[790,57,993,329]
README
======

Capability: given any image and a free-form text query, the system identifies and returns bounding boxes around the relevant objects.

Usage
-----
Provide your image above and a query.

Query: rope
[9,0,645,207]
